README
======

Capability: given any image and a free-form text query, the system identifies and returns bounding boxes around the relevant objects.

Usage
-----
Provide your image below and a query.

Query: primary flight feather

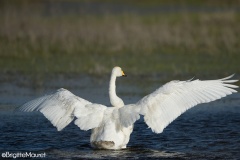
[18,67,238,149]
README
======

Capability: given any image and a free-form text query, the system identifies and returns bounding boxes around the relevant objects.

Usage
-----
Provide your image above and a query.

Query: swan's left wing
[74,103,107,131]
[18,88,107,131]
[136,75,238,133]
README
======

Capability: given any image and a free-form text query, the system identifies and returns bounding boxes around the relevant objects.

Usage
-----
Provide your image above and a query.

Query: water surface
[0,74,239,159]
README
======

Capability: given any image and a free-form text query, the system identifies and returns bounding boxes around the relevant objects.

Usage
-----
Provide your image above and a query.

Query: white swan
[18,66,238,149]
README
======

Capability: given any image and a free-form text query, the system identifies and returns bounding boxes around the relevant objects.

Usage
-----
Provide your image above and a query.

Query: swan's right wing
[136,75,238,133]
[117,104,141,127]
[117,75,238,133]
[18,88,107,131]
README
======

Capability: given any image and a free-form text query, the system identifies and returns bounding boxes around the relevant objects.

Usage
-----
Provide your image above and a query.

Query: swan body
[18,66,238,149]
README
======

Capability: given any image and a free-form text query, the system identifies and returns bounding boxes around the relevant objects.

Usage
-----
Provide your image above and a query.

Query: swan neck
[109,74,117,98]
[109,74,124,107]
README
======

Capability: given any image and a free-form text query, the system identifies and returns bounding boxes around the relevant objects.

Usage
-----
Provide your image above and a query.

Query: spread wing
[74,103,106,131]
[117,104,141,127]
[18,88,107,131]
[118,75,238,134]
[138,75,238,133]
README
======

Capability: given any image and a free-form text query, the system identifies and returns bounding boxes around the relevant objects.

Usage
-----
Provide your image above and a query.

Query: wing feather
[117,104,141,128]
[74,104,107,130]
[136,75,238,133]
[18,88,106,131]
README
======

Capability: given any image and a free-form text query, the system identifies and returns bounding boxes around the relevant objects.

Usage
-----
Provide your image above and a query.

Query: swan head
[112,66,127,77]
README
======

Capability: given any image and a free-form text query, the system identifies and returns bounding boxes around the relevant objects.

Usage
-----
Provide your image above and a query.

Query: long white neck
[109,74,124,107]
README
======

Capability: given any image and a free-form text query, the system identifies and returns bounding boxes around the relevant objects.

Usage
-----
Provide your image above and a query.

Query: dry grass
[0,1,240,76]
[1,11,239,56]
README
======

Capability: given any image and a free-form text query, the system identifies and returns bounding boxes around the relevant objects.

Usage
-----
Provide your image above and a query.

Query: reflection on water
[45,148,184,159]
[0,74,240,159]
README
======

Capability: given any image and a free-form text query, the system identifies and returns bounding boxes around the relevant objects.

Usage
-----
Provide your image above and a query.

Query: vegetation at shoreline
[0,1,240,77]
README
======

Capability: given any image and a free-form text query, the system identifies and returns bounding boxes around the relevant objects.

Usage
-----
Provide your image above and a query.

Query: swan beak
[122,71,127,77]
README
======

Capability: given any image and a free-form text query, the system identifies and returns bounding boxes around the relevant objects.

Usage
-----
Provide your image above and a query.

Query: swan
[18,66,238,150]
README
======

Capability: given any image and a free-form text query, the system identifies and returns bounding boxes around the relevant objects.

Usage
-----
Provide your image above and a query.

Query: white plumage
[18,67,238,149]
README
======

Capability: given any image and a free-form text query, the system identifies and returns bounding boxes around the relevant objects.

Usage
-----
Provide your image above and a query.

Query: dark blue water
[0,74,240,159]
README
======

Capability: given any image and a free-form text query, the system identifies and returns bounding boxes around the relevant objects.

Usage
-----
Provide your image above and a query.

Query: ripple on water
[0,75,240,159]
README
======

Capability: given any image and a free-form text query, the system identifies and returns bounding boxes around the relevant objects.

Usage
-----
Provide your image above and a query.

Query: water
[0,73,240,159]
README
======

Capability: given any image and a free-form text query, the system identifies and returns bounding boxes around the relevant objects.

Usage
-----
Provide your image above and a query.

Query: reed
[0,1,240,76]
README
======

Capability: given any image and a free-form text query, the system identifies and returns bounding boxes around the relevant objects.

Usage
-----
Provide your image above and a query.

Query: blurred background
[0,0,240,78]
